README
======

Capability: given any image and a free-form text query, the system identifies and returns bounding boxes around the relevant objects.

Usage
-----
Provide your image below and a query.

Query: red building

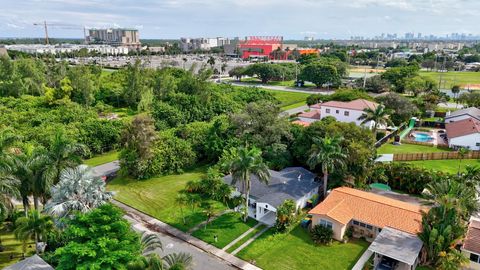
[238,36,283,59]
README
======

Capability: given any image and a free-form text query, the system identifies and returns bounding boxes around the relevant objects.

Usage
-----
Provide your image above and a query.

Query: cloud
[6,23,24,29]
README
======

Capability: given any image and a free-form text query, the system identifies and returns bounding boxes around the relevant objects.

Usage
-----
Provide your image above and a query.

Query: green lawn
[84,150,119,167]
[377,143,450,154]
[0,227,35,268]
[268,90,311,110]
[226,224,267,253]
[241,78,316,88]
[107,167,228,232]
[236,225,370,270]
[420,71,480,89]
[191,212,257,249]
[405,159,480,174]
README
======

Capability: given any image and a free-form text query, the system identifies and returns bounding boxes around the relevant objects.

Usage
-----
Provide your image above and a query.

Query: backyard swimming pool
[412,132,434,142]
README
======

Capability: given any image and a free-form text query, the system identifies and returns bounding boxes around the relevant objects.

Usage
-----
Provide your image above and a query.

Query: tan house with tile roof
[309,187,426,241]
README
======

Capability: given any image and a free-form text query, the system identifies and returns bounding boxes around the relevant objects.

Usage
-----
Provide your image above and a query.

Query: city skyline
[1,0,480,39]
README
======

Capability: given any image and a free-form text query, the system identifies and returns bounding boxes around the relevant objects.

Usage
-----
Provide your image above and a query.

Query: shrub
[275,199,297,232]
[310,224,333,245]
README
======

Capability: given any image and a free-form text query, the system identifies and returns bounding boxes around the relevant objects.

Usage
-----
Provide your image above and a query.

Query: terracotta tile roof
[292,120,311,127]
[298,110,321,119]
[309,187,426,235]
[310,103,322,109]
[463,220,480,254]
[320,99,378,111]
[446,118,480,138]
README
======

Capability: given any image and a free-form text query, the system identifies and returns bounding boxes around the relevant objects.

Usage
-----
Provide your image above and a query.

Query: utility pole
[43,21,49,45]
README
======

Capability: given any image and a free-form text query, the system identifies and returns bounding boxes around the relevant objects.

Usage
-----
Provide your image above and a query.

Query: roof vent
[297,174,302,181]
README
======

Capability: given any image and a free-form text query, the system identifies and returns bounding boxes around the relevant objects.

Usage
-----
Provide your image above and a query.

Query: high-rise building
[87,28,140,48]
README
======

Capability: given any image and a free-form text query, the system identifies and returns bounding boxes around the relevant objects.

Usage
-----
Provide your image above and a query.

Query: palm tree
[221,147,270,222]
[141,232,163,255]
[175,193,188,225]
[0,174,20,219]
[357,104,392,138]
[44,165,113,218]
[457,147,470,175]
[201,201,214,230]
[307,136,347,199]
[43,130,86,185]
[207,56,215,69]
[14,210,54,255]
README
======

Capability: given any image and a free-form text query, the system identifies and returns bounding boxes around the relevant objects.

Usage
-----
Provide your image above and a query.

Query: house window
[326,109,330,113]
[471,253,480,263]
[344,111,350,116]
[359,222,366,228]
[476,143,480,147]
[265,205,268,208]
[336,110,339,114]
[366,225,373,230]
[320,219,333,229]
[353,220,359,226]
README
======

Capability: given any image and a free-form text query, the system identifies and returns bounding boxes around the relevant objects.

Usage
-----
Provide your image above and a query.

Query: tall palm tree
[307,136,347,198]
[43,131,86,185]
[221,147,270,222]
[357,104,392,138]
[44,165,113,218]
[0,174,20,219]
[14,210,54,255]
[175,193,189,225]
[424,178,478,219]
[141,232,163,255]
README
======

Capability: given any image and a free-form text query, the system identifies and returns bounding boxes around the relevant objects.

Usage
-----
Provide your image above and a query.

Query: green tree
[68,65,98,106]
[53,204,142,269]
[299,62,340,88]
[307,136,347,198]
[14,210,54,255]
[275,199,296,232]
[221,146,270,222]
[123,60,150,108]
[457,147,470,175]
[375,93,419,125]
[357,104,392,138]
[207,56,216,69]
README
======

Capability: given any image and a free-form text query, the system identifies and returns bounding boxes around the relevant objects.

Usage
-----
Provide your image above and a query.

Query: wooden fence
[393,151,480,161]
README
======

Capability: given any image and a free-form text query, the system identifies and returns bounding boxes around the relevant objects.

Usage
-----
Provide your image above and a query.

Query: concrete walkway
[222,223,262,251]
[113,200,262,270]
[187,209,233,234]
[351,249,373,270]
[231,225,271,255]
[282,105,309,116]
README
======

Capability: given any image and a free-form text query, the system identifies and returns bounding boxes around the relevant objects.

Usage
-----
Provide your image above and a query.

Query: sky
[1,0,479,39]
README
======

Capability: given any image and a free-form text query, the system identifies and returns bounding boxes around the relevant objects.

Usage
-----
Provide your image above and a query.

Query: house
[223,167,320,226]
[445,118,480,150]
[309,187,427,270]
[445,107,480,123]
[310,99,379,128]
[4,255,54,270]
[462,218,480,270]
[297,110,321,124]
[309,187,424,240]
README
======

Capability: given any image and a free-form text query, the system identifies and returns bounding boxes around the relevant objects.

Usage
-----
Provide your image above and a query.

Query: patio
[368,227,423,270]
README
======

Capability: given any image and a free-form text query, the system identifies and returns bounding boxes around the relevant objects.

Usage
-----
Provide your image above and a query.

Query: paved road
[91,160,120,178]
[126,216,236,270]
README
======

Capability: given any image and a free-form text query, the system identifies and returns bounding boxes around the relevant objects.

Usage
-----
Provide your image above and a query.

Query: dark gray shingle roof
[4,255,54,270]
[223,167,320,207]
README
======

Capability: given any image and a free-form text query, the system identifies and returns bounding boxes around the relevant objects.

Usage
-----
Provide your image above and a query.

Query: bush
[275,199,297,233]
[310,224,333,245]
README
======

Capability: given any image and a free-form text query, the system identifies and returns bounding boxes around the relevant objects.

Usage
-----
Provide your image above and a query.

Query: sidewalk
[113,200,262,270]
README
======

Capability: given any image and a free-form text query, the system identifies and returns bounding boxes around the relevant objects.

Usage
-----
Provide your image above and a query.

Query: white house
[445,107,480,123]
[445,118,480,150]
[462,218,480,270]
[307,99,379,129]
[223,167,320,226]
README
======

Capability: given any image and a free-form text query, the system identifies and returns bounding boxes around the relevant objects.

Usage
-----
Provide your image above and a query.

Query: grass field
[107,167,228,232]
[0,227,34,268]
[225,224,267,253]
[268,90,311,110]
[405,159,480,174]
[419,71,480,89]
[241,78,316,88]
[84,150,119,167]
[377,143,451,154]
[237,226,369,270]
[191,212,257,249]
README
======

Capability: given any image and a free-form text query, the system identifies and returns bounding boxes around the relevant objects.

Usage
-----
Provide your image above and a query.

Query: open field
[236,225,369,270]
[191,212,257,249]
[419,71,480,89]
[405,159,480,174]
[0,227,35,268]
[84,150,119,166]
[269,90,311,110]
[377,143,451,154]
[107,167,228,232]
